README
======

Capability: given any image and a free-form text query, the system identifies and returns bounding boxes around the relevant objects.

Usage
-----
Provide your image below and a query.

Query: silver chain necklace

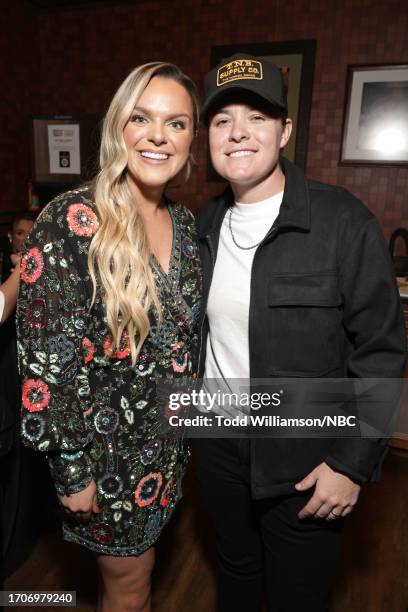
[228,206,264,250]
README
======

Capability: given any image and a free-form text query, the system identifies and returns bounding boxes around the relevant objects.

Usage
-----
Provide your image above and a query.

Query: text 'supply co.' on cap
[201,53,288,122]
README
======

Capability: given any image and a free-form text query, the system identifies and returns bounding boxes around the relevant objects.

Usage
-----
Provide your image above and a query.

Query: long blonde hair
[88,62,199,365]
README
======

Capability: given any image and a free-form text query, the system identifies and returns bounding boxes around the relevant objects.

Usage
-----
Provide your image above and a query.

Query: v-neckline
[150,202,177,280]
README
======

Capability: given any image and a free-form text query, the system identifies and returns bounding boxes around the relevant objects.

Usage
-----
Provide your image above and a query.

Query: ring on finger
[327,511,340,520]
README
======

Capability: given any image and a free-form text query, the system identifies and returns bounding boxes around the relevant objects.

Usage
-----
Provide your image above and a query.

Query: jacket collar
[197,156,311,238]
[278,157,311,231]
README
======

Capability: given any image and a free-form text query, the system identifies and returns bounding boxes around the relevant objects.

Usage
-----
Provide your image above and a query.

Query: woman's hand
[10,252,21,268]
[58,480,100,523]
[295,462,361,520]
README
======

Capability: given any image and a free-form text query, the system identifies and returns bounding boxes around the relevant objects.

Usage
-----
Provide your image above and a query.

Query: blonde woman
[16,63,201,611]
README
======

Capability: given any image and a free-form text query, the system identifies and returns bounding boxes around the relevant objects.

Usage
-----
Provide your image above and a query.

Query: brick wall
[0,1,39,219]
[2,0,408,241]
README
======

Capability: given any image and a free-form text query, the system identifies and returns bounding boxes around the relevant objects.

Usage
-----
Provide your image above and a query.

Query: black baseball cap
[201,53,287,123]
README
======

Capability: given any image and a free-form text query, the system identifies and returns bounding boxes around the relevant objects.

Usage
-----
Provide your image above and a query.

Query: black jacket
[196,157,406,499]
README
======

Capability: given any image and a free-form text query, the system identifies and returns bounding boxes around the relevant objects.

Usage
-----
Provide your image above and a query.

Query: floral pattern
[67,203,99,237]
[21,413,45,442]
[140,439,162,466]
[134,472,163,508]
[89,523,114,545]
[47,334,76,366]
[27,298,46,329]
[82,337,95,363]
[21,247,44,284]
[17,186,201,556]
[22,379,50,412]
[103,332,131,359]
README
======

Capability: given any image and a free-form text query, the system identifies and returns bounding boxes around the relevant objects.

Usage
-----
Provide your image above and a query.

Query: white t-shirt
[205,192,283,386]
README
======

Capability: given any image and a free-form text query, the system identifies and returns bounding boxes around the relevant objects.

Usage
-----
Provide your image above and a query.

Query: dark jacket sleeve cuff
[325,438,389,484]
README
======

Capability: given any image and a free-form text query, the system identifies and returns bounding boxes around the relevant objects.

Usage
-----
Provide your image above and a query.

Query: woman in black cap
[193,53,404,611]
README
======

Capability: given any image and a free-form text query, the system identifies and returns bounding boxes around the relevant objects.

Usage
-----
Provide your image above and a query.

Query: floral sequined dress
[17,187,201,555]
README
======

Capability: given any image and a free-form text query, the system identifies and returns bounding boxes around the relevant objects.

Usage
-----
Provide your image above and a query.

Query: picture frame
[31,114,102,184]
[340,64,408,166]
[207,39,316,178]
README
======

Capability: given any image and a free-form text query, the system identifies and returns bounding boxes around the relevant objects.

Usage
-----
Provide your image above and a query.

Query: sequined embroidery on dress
[17,187,202,556]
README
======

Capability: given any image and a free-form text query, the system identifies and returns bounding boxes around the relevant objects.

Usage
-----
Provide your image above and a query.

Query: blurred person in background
[8,214,35,255]
[1,214,35,281]
[0,212,45,590]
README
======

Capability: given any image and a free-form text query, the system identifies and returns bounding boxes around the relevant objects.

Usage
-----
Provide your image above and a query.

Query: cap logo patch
[217,59,263,87]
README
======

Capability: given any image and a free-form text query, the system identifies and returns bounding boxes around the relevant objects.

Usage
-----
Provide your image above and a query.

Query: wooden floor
[5,449,408,611]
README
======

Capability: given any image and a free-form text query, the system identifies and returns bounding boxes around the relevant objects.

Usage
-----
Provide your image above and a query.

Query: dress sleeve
[17,202,95,495]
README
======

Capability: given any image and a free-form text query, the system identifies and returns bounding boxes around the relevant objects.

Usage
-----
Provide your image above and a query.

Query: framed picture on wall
[340,64,408,165]
[31,115,102,184]
[207,39,316,178]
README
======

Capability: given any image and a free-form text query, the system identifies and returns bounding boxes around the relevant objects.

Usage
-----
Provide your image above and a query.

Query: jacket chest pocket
[266,273,343,376]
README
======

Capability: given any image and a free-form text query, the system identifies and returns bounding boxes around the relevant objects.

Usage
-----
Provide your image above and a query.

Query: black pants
[192,438,344,612]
